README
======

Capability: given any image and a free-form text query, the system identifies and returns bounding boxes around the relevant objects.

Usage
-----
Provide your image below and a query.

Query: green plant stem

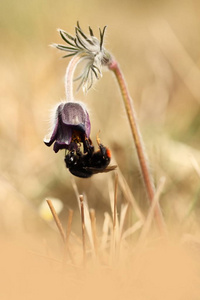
[108,60,166,235]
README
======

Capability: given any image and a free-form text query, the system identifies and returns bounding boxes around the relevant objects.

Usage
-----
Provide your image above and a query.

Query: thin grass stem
[46,199,66,242]
[79,195,86,264]
[111,173,119,263]
[113,172,118,231]
[64,209,75,264]
[138,177,166,244]
[117,168,145,221]
[89,209,99,259]
[66,209,74,243]
[46,200,75,265]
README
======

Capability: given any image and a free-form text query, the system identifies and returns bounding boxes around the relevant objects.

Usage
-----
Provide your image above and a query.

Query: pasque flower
[44,22,165,232]
[44,102,91,153]
[44,22,116,178]
[44,22,111,155]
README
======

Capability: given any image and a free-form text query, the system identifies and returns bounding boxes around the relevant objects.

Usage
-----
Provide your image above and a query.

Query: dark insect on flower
[65,135,117,178]
[44,101,117,178]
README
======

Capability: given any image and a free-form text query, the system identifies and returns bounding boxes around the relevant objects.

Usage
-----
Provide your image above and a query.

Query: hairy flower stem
[108,60,166,235]
[65,54,83,101]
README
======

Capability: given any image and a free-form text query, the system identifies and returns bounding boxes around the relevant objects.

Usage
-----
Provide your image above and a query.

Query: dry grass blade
[66,209,74,244]
[110,173,119,263]
[117,203,129,258]
[119,203,129,239]
[71,178,95,250]
[138,177,166,244]
[46,199,66,242]
[122,220,144,240]
[64,209,75,264]
[117,168,145,221]
[89,209,99,259]
[113,172,118,230]
[81,197,95,252]
[46,200,75,265]
[100,212,112,252]
[108,178,119,231]
[80,195,86,264]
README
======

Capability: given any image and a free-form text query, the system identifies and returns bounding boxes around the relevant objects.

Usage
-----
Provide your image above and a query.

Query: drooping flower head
[44,102,91,153]
[44,23,116,178]
[53,22,112,92]
[43,100,116,178]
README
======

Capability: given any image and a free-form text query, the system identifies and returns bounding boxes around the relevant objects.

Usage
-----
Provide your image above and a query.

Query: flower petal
[43,113,59,147]
[44,101,91,153]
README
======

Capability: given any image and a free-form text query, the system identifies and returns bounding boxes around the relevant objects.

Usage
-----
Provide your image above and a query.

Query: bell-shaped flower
[44,101,91,153]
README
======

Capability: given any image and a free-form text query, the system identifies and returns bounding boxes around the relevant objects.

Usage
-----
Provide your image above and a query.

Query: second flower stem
[108,60,166,235]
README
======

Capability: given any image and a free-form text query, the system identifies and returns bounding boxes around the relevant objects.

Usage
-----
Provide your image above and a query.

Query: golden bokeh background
[1,0,200,299]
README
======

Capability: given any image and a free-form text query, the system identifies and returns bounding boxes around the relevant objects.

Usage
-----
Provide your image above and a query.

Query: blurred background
[1,0,200,241]
[2,1,200,299]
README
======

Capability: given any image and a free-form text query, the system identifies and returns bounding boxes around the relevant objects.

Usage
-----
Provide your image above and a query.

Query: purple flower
[44,102,91,153]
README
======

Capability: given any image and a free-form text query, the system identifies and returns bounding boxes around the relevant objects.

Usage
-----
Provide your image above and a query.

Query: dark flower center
[71,130,83,144]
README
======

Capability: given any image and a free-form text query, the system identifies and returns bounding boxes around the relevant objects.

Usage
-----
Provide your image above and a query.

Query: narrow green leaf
[91,66,99,79]
[59,29,75,41]
[62,53,77,58]
[76,27,94,46]
[99,26,107,50]
[56,44,79,52]
[59,30,75,47]
[89,26,94,37]
[75,30,88,50]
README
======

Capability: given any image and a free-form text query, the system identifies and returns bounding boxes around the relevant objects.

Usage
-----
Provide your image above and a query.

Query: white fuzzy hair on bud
[53,22,111,94]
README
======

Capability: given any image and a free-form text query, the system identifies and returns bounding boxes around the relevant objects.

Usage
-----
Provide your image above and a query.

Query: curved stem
[65,54,83,101]
[108,60,166,235]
